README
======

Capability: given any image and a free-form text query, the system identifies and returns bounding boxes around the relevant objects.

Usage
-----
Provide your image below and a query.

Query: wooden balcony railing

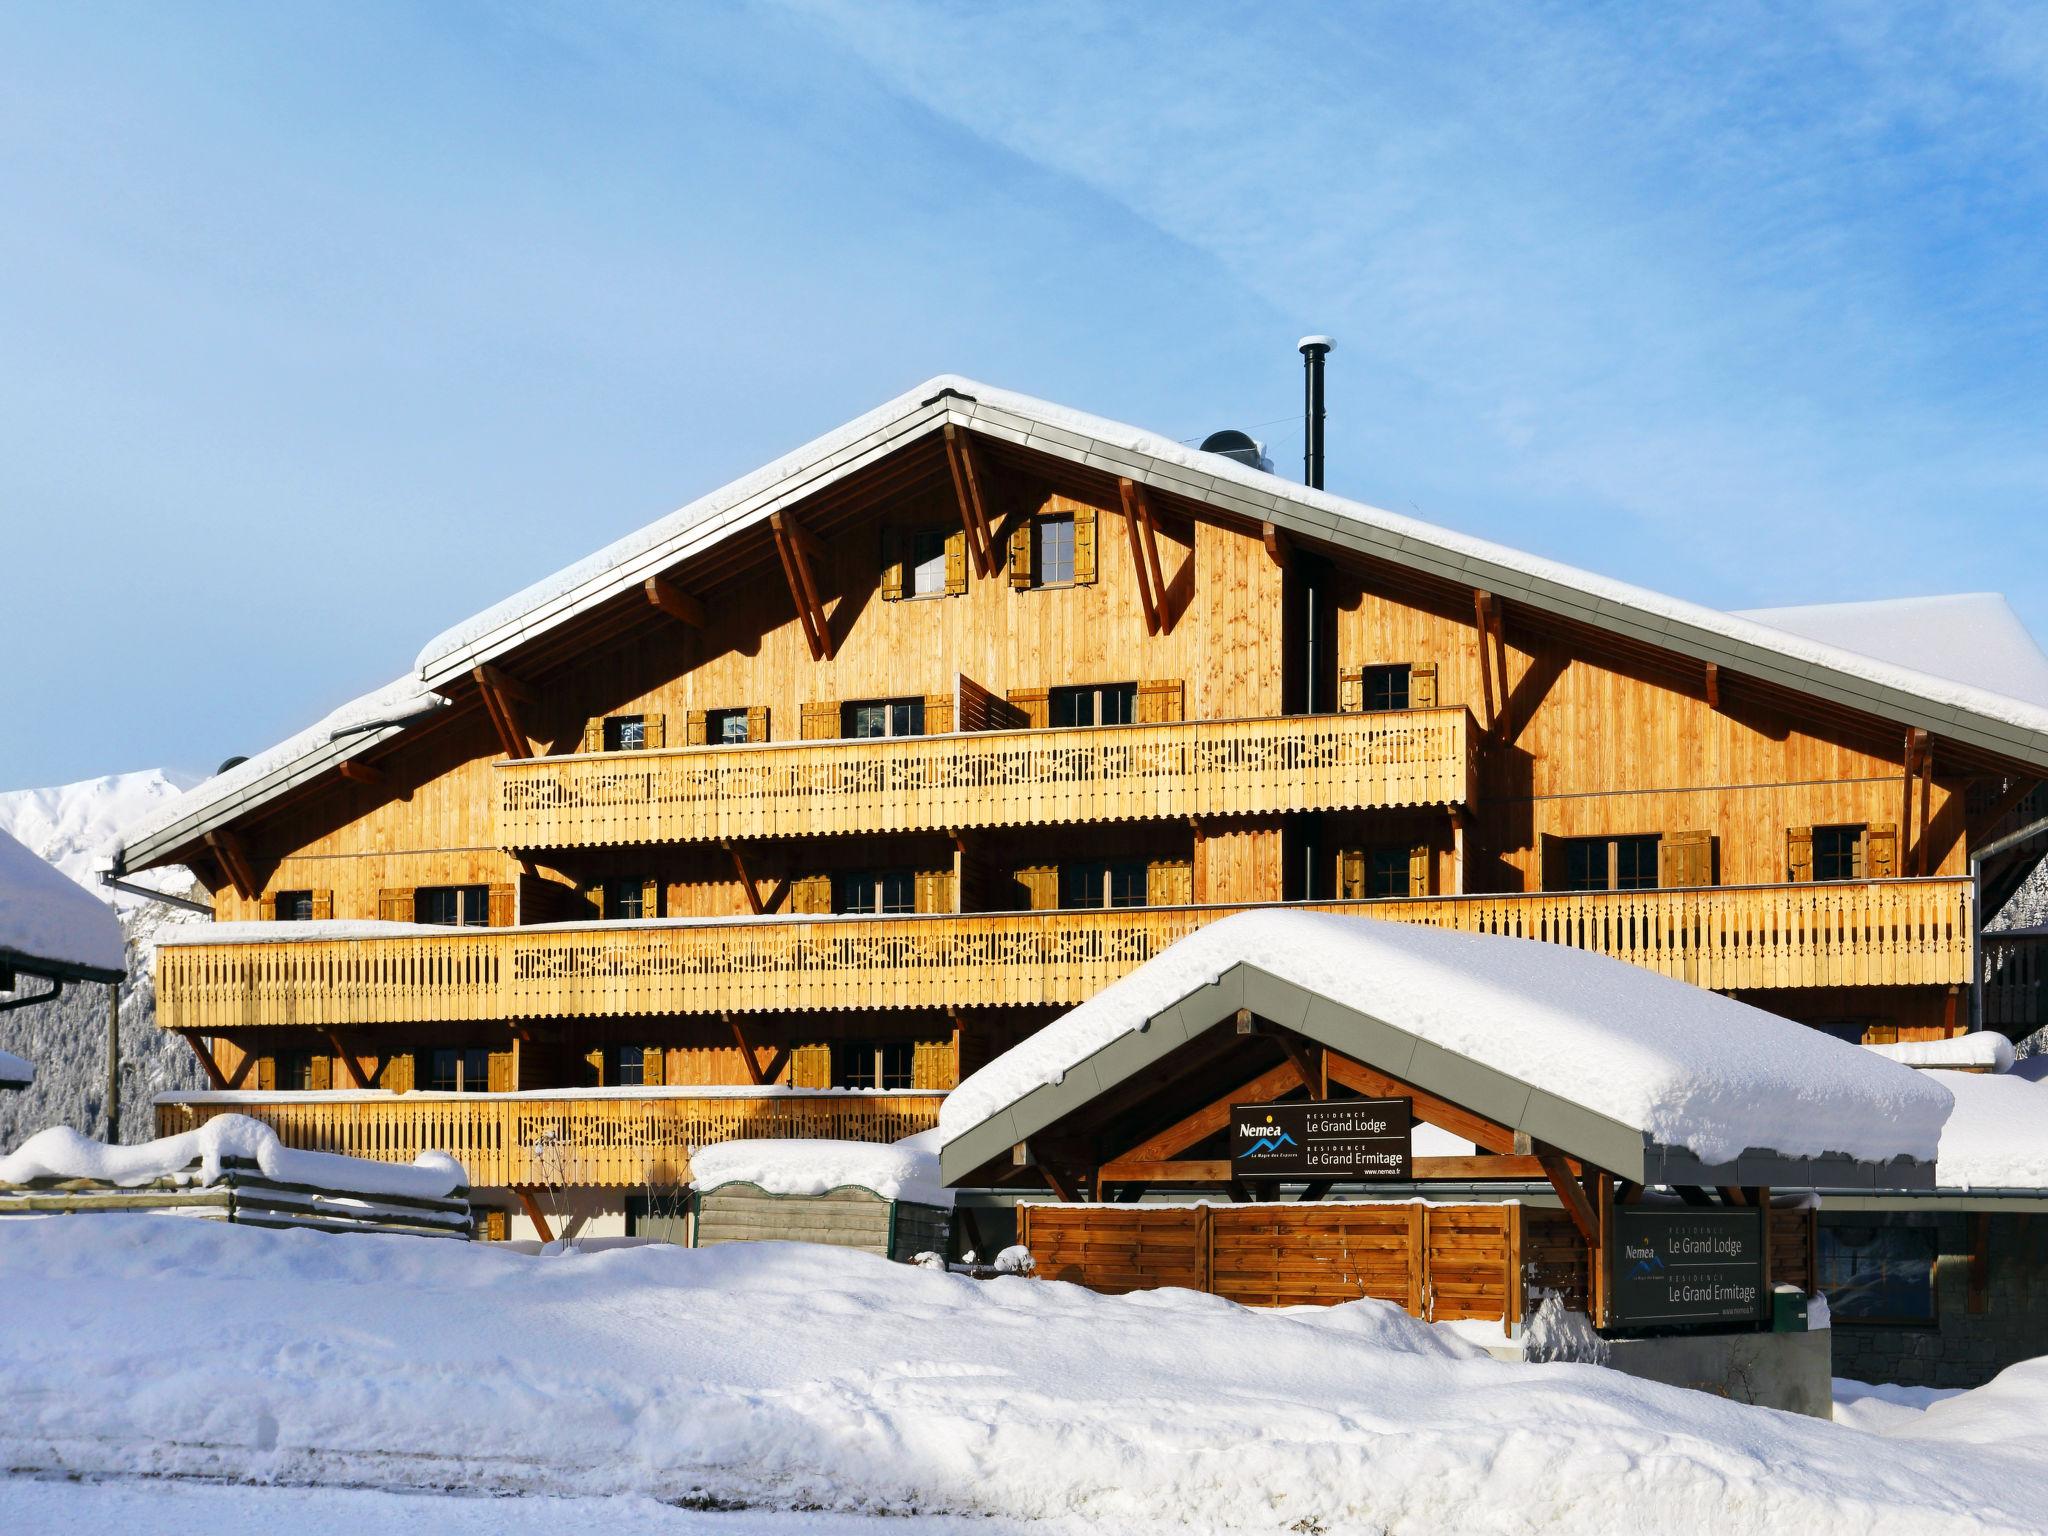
[1985,937,2046,1031]
[493,708,1478,848]
[156,877,1976,1033]
[154,1089,945,1189]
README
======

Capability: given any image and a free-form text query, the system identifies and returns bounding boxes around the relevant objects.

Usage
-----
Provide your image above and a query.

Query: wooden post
[1196,1201,1213,1294]
[104,980,121,1144]
[512,1185,556,1244]
[1591,1171,1613,1329]
[1506,1201,1524,1335]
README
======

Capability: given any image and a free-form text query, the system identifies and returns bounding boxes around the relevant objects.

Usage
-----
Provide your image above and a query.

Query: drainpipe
[1969,812,2048,1032]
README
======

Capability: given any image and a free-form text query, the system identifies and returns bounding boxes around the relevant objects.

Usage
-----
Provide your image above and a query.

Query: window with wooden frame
[835,870,917,916]
[1814,825,1861,882]
[686,706,766,746]
[1009,507,1097,590]
[1340,664,1437,714]
[417,885,493,928]
[832,1040,915,1091]
[1060,860,1149,910]
[1544,834,1662,893]
[275,1050,329,1092]
[596,877,660,921]
[1337,844,1431,900]
[842,697,926,739]
[1787,823,1895,882]
[427,1047,491,1094]
[271,890,317,921]
[882,526,968,601]
[1049,682,1138,728]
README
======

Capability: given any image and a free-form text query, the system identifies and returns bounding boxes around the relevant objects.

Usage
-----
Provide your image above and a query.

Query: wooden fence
[494,708,1477,848]
[155,1090,945,1189]
[1019,1200,1817,1328]
[0,1159,473,1239]
[156,878,1976,1032]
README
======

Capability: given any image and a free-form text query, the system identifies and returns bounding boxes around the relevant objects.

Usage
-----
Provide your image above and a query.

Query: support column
[104,981,121,1144]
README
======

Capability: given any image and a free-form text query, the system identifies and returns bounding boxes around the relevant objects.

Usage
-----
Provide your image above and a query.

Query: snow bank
[692,1130,952,1206]
[0,825,125,975]
[942,910,1953,1169]
[1865,1031,2016,1073]
[1922,1069,2048,1190]
[3,1220,2047,1531]
[0,1047,31,1086]
[0,1114,465,1199]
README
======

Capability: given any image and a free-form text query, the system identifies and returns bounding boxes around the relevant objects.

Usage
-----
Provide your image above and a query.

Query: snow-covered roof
[117,375,2048,870]
[0,826,124,981]
[691,1130,951,1207]
[0,1049,31,1088]
[1864,1032,2016,1074]
[1737,593,2048,714]
[938,910,1952,1188]
[1919,1070,2048,1193]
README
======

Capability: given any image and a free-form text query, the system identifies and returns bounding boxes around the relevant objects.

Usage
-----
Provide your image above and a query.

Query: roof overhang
[0,944,123,988]
[938,960,1937,1192]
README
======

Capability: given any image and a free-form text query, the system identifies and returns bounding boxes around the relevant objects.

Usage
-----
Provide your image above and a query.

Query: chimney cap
[1297,335,1335,354]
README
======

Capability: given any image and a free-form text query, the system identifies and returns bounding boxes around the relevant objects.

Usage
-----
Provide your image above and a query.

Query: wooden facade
[131,406,2047,1186]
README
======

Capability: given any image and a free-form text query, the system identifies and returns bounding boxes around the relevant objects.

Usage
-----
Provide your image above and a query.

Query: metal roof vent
[1199,429,1272,473]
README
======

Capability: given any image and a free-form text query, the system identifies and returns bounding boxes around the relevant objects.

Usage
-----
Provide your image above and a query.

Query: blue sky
[4,2,2046,789]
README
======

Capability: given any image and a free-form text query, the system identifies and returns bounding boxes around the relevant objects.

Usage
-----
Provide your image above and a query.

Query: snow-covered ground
[2,1219,2046,1534]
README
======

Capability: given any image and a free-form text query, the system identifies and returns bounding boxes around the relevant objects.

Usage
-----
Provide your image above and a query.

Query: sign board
[1230,1099,1411,1180]
[1608,1207,1766,1328]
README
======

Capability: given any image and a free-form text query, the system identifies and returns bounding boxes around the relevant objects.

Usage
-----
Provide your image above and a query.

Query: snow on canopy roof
[0,826,123,979]
[1865,1032,2017,1074]
[1735,593,2048,713]
[0,1049,31,1088]
[939,910,1952,1174]
[1918,1070,2048,1192]
[690,1130,951,1207]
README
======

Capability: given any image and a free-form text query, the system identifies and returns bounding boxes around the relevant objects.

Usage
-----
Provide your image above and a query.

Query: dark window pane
[1815,826,1860,882]
[615,1045,645,1088]
[846,703,888,738]
[709,708,750,745]
[1036,515,1076,585]
[1818,1222,1937,1322]
[891,699,925,737]
[1363,665,1411,713]
[604,716,646,752]
[910,529,948,596]
[878,1042,914,1090]
[1060,862,1105,909]
[1614,836,1660,891]
[463,1048,490,1093]
[1100,684,1137,725]
[605,880,646,921]
[1050,686,1095,728]
[418,888,461,927]
[836,871,877,914]
[1369,849,1411,899]
[1107,863,1147,908]
[1564,840,1608,892]
[429,1048,460,1093]
[879,871,916,913]
[277,1051,312,1091]
[274,891,314,922]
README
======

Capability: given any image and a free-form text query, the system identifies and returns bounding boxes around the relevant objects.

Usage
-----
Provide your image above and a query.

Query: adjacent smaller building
[0,826,125,1100]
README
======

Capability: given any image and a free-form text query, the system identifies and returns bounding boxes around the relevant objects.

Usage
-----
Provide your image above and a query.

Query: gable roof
[116,374,2048,872]
[1736,593,2048,714]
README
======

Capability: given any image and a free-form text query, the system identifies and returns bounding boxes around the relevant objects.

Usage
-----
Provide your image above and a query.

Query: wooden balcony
[154,1089,944,1189]
[492,708,1478,848]
[156,876,1976,1033]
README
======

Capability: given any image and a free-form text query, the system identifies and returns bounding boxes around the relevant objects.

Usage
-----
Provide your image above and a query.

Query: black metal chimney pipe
[1298,335,1333,489]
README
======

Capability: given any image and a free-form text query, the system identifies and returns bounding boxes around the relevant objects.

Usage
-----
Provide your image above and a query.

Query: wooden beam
[722,842,765,916]
[1133,480,1172,635]
[1474,589,1499,732]
[1272,1031,1324,1100]
[223,1048,255,1092]
[204,831,258,903]
[180,1032,230,1091]
[643,574,706,629]
[1323,1053,1518,1155]
[336,759,384,788]
[726,1013,766,1086]
[325,1031,373,1090]
[1704,662,1720,710]
[477,662,534,706]
[943,424,997,577]
[1101,1056,1314,1172]
[1537,1147,1600,1248]
[1917,732,1935,876]
[1117,478,1161,635]
[512,1185,556,1244]
[1902,728,1921,872]
[769,512,834,661]
[1100,1158,1230,1183]
[472,665,531,760]
[1261,520,1290,567]
[1039,1164,1081,1204]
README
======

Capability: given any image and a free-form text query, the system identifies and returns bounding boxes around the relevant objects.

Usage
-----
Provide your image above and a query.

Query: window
[602,879,650,921]
[836,870,916,915]
[1814,825,1861,883]
[277,1051,315,1091]
[1061,860,1148,910]
[615,1044,647,1088]
[909,528,949,598]
[1050,682,1138,728]
[1362,665,1410,713]
[833,1040,915,1090]
[1034,514,1076,586]
[1818,1220,1938,1323]
[708,707,751,745]
[428,1047,491,1093]
[273,890,314,922]
[604,715,648,752]
[418,885,491,928]
[843,697,925,738]
[1369,849,1411,899]
[1557,836,1659,892]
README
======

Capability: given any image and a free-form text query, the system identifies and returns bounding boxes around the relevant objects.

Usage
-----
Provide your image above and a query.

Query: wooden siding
[156,877,1976,1032]
[495,708,1477,848]
[154,1091,944,1189]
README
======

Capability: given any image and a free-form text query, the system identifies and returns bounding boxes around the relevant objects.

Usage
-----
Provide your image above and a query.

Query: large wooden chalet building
[117,375,2048,1239]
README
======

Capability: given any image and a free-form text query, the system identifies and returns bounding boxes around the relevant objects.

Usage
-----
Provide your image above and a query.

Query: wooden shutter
[641,1045,666,1087]
[488,884,516,927]
[1072,507,1098,584]
[585,882,605,919]
[746,705,769,743]
[1146,859,1193,907]
[1338,668,1364,714]
[789,1044,832,1089]
[945,527,968,595]
[923,693,955,734]
[1014,865,1059,911]
[580,718,604,754]
[1006,687,1050,729]
[643,714,666,749]
[382,1051,415,1093]
[1009,519,1034,589]
[308,1055,332,1091]
[1661,831,1714,889]
[915,869,956,914]
[912,1040,956,1090]
[483,1209,508,1242]
[255,1054,277,1092]
[1138,679,1184,723]
[641,878,661,919]
[259,894,277,920]
[1786,826,1814,883]
[686,709,709,746]
[377,887,415,923]
[801,701,839,740]
[585,1046,606,1087]
[1865,823,1899,879]
[487,1048,516,1093]
[881,527,906,601]
[1338,848,1366,900]
[1410,665,1438,709]
[310,890,334,920]
[1409,842,1432,898]
[791,874,833,914]
[1537,834,1567,893]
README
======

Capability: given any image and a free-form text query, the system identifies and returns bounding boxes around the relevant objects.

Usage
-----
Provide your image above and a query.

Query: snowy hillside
[0,771,207,1146]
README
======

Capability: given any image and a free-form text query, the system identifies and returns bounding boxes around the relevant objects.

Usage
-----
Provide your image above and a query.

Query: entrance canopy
[938,911,1950,1193]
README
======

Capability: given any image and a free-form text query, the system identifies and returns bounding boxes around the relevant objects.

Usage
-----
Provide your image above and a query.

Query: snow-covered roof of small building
[691,1130,951,1207]
[0,826,124,982]
[115,376,2048,870]
[1864,1032,2017,1074]
[1736,593,2048,713]
[1917,1070,2048,1193]
[938,910,1952,1189]
[0,1049,31,1089]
